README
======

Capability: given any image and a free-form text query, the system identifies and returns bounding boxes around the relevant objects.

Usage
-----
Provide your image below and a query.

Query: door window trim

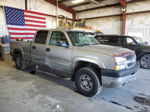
[49,31,69,47]
[34,30,49,44]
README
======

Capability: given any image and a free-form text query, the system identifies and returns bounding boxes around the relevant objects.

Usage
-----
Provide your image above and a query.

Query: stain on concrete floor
[134,96,150,107]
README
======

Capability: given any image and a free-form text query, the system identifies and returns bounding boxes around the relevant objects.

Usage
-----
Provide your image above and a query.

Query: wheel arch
[138,52,150,60]
[12,48,24,60]
[71,60,102,85]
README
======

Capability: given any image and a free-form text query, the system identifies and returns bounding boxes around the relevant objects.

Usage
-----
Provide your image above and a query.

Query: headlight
[115,57,126,64]
[114,56,126,70]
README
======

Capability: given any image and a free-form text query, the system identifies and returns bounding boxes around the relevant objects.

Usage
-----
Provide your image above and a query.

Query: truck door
[45,31,72,73]
[31,30,49,64]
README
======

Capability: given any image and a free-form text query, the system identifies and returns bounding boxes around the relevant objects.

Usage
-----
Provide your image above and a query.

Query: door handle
[46,48,50,52]
[32,46,36,49]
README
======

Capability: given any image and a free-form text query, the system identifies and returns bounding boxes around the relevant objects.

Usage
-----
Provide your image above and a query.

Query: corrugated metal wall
[126,27,150,42]
[0,8,8,37]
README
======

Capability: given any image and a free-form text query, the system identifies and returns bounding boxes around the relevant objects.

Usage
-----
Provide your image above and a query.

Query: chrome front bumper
[101,64,139,88]
[102,72,137,88]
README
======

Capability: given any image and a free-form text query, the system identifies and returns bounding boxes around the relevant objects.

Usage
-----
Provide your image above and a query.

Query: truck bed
[10,41,32,61]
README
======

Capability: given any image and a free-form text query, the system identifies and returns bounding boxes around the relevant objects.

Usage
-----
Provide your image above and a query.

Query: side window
[119,37,127,45]
[95,36,105,43]
[104,36,118,44]
[126,37,136,45]
[49,31,68,47]
[34,31,49,44]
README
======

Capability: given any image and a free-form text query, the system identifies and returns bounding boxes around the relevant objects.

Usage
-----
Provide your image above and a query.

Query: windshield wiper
[93,43,100,45]
[78,44,91,46]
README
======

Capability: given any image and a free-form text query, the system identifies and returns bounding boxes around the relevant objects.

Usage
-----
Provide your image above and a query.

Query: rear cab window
[34,30,49,44]
[105,36,118,44]
[96,36,118,44]
[95,36,106,43]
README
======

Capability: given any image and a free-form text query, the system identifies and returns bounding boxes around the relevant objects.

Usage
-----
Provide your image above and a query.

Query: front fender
[73,56,105,69]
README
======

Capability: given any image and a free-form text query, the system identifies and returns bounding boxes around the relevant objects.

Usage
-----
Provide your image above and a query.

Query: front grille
[125,54,136,69]
[126,55,134,60]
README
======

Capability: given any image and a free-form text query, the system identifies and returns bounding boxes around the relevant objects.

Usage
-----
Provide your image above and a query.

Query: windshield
[67,31,100,46]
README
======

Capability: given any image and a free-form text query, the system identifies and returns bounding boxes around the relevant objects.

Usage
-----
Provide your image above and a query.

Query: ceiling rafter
[70,2,90,8]
[69,0,105,8]
[76,0,146,13]
[45,0,76,19]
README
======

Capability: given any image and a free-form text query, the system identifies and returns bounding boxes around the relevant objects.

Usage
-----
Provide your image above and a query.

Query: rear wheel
[14,53,27,70]
[75,67,102,97]
[140,54,150,69]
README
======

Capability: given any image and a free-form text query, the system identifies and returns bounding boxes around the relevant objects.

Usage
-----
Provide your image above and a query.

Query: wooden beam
[121,8,126,35]
[118,0,126,35]
[45,0,76,19]
[118,0,126,8]
[25,0,28,10]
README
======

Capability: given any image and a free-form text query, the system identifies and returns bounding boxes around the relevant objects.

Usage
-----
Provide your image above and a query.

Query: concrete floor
[0,61,150,112]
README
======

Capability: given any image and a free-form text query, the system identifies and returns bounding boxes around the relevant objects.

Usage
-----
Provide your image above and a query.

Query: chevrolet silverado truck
[10,28,138,97]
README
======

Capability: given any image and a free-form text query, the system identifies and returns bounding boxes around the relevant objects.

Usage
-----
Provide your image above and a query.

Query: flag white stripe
[7,25,45,29]
[25,17,46,22]
[25,22,46,25]
[9,30,36,33]
[24,12,46,18]
[10,35,35,37]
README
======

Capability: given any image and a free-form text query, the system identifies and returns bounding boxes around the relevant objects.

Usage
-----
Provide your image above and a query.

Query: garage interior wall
[0,0,72,37]
[77,0,150,42]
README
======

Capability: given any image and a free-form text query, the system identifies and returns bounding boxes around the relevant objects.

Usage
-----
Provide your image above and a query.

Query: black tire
[14,53,27,70]
[75,67,102,97]
[140,54,150,69]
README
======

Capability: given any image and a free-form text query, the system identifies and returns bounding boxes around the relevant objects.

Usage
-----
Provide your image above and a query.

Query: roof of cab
[37,27,95,32]
[96,34,130,38]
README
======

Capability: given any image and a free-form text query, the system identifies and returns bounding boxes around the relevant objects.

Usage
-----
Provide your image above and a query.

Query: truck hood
[78,44,133,56]
[138,44,150,50]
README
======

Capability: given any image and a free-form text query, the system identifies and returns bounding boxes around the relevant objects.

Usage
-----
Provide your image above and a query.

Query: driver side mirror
[59,41,69,48]
[144,41,148,45]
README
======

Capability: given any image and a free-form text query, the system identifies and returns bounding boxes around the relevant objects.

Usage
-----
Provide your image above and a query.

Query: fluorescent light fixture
[72,0,84,4]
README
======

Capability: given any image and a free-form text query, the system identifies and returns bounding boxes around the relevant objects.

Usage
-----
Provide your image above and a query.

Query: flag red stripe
[8,27,37,31]
[24,10,46,16]
[24,15,46,20]
[25,19,46,24]
[25,24,46,27]
[10,33,36,35]
[10,37,35,39]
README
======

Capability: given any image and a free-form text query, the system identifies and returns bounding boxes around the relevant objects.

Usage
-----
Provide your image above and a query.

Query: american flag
[4,6,46,39]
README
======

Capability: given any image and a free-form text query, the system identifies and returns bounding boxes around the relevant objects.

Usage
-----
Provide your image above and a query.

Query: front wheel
[75,67,102,97]
[140,54,150,69]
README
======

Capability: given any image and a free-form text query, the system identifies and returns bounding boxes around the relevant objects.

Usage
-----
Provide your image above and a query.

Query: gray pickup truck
[10,28,138,97]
